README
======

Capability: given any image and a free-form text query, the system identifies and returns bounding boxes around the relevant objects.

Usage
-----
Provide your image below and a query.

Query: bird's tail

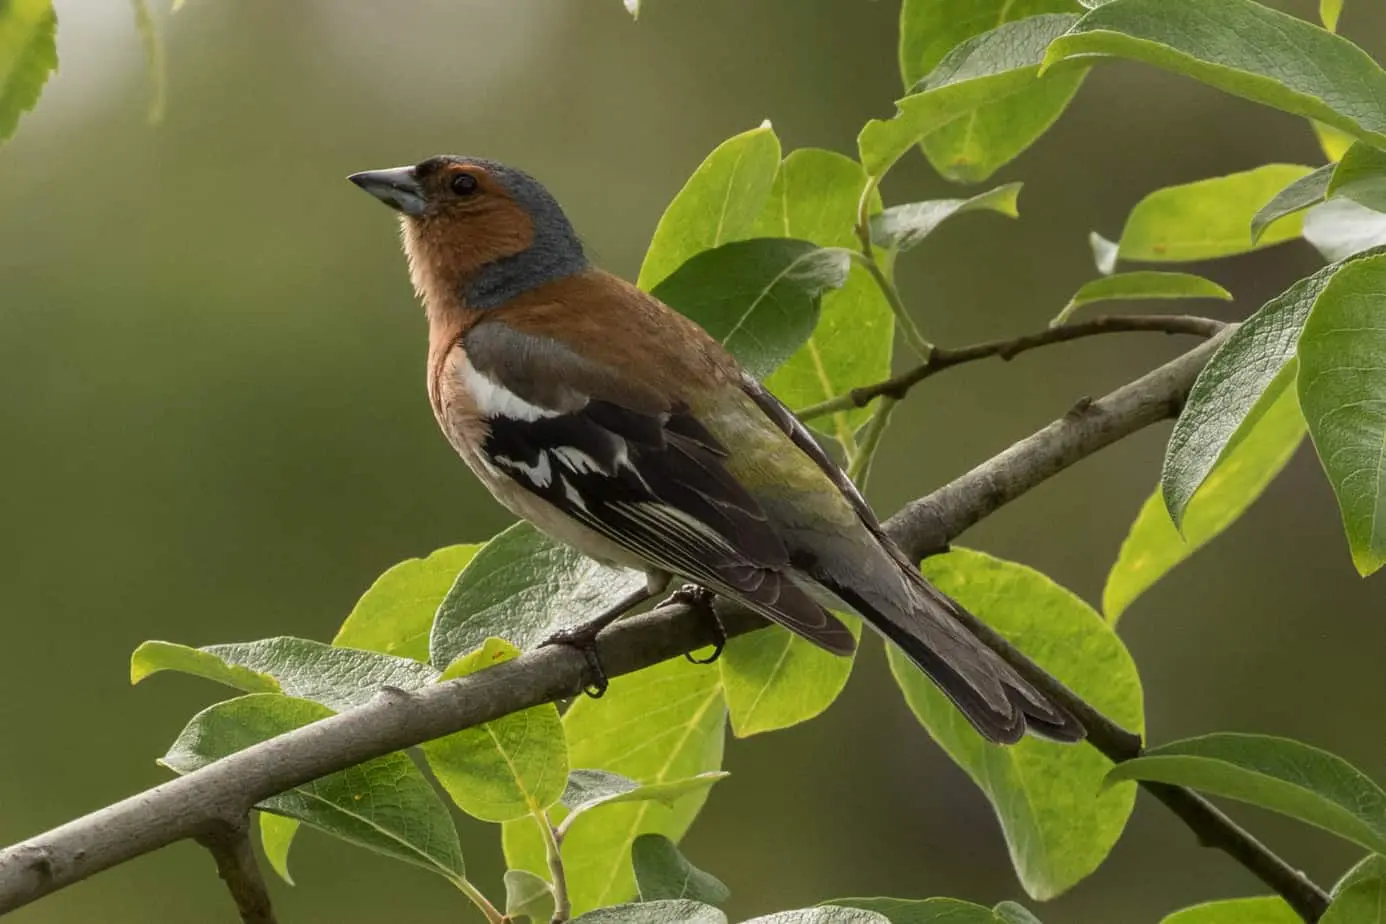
[833,574,1085,745]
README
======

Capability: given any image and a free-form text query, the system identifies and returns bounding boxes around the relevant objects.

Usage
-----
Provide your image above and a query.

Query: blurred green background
[2,1,1384,921]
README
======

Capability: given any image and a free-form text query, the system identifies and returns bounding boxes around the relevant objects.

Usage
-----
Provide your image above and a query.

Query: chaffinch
[348,155,1083,745]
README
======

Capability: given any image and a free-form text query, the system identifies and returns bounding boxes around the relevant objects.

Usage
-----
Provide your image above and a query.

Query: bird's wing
[458,318,855,655]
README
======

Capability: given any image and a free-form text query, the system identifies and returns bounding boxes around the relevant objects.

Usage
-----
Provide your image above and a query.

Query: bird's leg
[540,574,666,698]
[661,584,727,665]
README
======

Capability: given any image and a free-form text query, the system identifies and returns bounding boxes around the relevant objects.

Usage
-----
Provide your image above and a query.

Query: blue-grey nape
[445,156,589,310]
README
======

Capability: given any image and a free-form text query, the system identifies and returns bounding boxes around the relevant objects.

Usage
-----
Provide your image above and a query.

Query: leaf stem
[451,875,505,924]
[534,809,571,923]
[847,396,898,487]
[798,314,1226,421]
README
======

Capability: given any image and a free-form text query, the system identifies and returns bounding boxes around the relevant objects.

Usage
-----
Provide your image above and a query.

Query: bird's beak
[347,166,428,217]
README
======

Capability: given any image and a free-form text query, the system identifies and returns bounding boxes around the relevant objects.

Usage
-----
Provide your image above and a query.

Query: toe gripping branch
[664,585,726,666]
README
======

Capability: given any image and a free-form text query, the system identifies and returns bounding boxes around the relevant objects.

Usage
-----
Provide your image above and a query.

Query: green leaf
[505,869,555,922]
[333,544,479,661]
[1297,252,1386,575]
[503,658,725,915]
[888,549,1144,900]
[131,636,437,711]
[871,183,1022,252]
[431,520,645,668]
[1318,121,1358,163]
[632,834,730,905]
[1115,165,1315,263]
[1324,874,1386,924]
[1105,364,1305,622]
[899,1,1086,183]
[258,813,298,885]
[1159,897,1300,924]
[1162,249,1386,525]
[752,148,892,441]
[652,238,851,380]
[560,769,729,817]
[1043,0,1386,150]
[637,124,781,291]
[1329,142,1386,214]
[623,0,641,19]
[1306,199,1386,262]
[1055,271,1230,325]
[421,638,568,822]
[1320,0,1344,32]
[719,618,861,738]
[0,0,56,145]
[162,694,465,879]
[993,903,1043,924]
[1251,165,1335,243]
[831,897,1003,923]
[570,901,727,924]
[1089,231,1119,275]
[1337,856,1386,896]
[1107,732,1386,855]
[747,910,892,924]
[859,14,1085,178]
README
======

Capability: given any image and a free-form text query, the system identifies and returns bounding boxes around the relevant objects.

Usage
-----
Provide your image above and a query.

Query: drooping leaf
[1329,142,1386,214]
[1044,0,1386,150]
[752,148,892,441]
[1105,364,1305,622]
[746,910,892,924]
[1305,199,1386,261]
[1107,732,1386,855]
[258,813,299,885]
[421,638,568,822]
[1162,248,1386,525]
[131,636,437,711]
[162,694,465,880]
[1251,165,1334,243]
[831,897,1004,923]
[623,0,641,19]
[871,183,1022,252]
[1089,231,1119,275]
[632,834,730,905]
[1324,874,1386,924]
[719,618,861,738]
[1159,897,1300,924]
[0,0,56,145]
[505,869,555,922]
[652,238,851,380]
[1055,271,1230,325]
[333,544,479,661]
[431,521,644,668]
[1114,165,1315,263]
[503,658,726,915]
[899,0,1086,183]
[1296,253,1386,575]
[1320,0,1344,32]
[570,900,727,924]
[560,769,729,818]
[638,124,781,291]
[859,14,1085,178]
[889,549,1144,900]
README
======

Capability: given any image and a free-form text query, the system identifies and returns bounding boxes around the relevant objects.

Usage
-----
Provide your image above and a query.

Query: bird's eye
[451,173,479,196]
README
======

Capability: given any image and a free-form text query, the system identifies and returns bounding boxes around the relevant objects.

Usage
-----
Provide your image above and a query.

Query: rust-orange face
[348,157,505,220]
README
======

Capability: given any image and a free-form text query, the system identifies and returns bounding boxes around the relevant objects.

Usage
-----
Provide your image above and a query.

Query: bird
[347,154,1084,745]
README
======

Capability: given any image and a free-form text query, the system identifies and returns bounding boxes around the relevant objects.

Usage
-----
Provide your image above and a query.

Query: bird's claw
[662,585,727,665]
[541,627,610,698]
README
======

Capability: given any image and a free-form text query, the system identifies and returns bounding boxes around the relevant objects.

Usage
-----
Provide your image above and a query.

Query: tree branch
[798,314,1226,422]
[197,818,277,924]
[0,328,1327,922]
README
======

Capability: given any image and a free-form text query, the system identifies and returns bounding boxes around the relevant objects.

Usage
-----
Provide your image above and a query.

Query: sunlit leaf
[1316,122,1357,162]
[1105,365,1304,622]
[1044,0,1386,150]
[653,239,851,380]
[1108,733,1386,855]
[747,910,891,924]
[570,901,727,924]
[334,544,479,662]
[889,549,1143,899]
[162,694,465,879]
[1055,271,1230,325]
[560,769,729,818]
[1297,253,1386,575]
[832,896,1006,923]
[1089,231,1119,275]
[421,638,568,822]
[632,834,730,905]
[1324,873,1386,924]
[638,124,781,291]
[0,0,56,145]
[258,813,298,885]
[1305,199,1386,261]
[719,618,861,738]
[1159,897,1299,924]
[505,869,555,922]
[1320,0,1344,32]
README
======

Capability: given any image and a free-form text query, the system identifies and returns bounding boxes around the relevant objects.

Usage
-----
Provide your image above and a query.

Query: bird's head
[349,155,586,311]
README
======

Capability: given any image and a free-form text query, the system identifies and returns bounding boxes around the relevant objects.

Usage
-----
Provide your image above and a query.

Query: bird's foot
[540,584,657,698]
[661,584,726,665]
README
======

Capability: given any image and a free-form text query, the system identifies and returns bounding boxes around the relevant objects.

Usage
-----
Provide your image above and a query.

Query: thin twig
[847,395,897,485]
[535,811,571,923]
[197,818,277,924]
[0,331,1327,922]
[854,177,933,360]
[798,314,1226,421]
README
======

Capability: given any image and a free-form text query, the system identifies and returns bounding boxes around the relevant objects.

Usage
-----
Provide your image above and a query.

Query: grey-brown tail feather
[830,579,1085,745]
